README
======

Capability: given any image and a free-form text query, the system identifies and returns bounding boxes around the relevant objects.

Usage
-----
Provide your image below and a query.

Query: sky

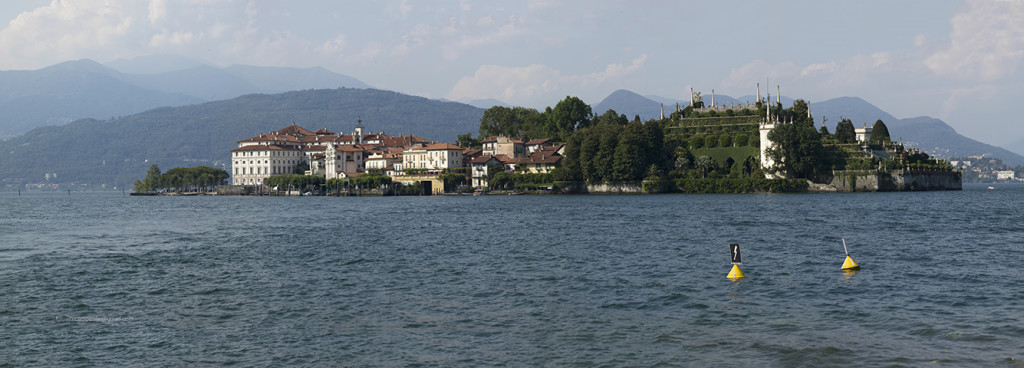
[0,0,1022,146]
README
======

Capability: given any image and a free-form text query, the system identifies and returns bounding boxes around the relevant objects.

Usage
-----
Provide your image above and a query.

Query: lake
[1,184,1022,366]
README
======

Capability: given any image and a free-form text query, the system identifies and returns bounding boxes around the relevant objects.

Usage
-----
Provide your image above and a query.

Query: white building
[855,123,873,142]
[231,123,430,185]
[402,143,464,171]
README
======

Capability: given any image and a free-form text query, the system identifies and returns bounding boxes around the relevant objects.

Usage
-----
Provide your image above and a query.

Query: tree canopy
[133,165,229,193]
[870,119,891,142]
[834,119,856,144]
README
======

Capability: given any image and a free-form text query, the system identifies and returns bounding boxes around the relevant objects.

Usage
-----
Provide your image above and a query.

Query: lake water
[1,184,1022,367]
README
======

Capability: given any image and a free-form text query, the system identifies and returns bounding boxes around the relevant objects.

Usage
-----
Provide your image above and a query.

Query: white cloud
[942,84,999,114]
[442,14,523,60]
[445,55,647,106]
[148,0,166,25]
[317,34,347,54]
[720,60,802,93]
[925,0,1024,81]
[801,62,839,77]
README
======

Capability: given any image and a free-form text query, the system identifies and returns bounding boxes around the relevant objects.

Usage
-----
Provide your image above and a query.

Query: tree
[766,122,827,179]
[556,132,583,181]
[675,148,694,170]
[141,164,161,192]
[719,134,732,148]
[457,133,480,148]
[870,119,891,142]
[579,129,602,183]
[293,160,310,174]
[734,134,749,147]
[694,156,714,178]
[704,134,718,148]
[593,109,628,126]
[611,125,645,181]
[479,106,517,138]
[548,96,592,141]
[789,99,812,126]
[690,135,704,149]
[834,119,856,144]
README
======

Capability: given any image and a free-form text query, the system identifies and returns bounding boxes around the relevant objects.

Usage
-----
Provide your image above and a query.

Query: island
[140,88,962,196]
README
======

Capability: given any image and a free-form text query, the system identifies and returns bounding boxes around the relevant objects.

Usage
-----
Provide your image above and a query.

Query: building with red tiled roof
[469,155,503,188]
[231,122,468,186]
[402,142,464,171]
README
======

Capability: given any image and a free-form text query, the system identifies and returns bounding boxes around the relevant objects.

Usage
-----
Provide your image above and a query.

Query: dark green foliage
[734,134,749,147]
[548,96,593,141]
[694,156,715,178]
[612,123,645,181]
[292,161,310,175]
[440,173,468,186]
[870,120,891,142]
[457,133,481,148]
[264,174,325,192]
[704,134,718,148]
[487,172,555,190]
[593,109,629,126]
[561,120,666,184]
[352,173,392,189]
[690,135,704,149]
[835,119,856,144]
[478,106,547,140]
[134,165,228,192]
[719,134,732,148]
[766,122,828,179]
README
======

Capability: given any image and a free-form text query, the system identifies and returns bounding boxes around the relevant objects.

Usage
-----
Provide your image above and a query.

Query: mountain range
[594,89,1024,166]
[0,58,369,138]
[0,88,483,189]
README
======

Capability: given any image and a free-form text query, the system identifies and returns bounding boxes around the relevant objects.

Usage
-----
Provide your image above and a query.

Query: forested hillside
[0,88,483,189]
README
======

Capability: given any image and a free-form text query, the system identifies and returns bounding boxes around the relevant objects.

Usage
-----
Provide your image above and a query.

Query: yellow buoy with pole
[727,264,746,279]
[841,237,860,270]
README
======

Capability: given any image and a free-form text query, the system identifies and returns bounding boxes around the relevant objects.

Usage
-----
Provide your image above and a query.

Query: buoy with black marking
[841,237,860,270]
[727,243,745,279]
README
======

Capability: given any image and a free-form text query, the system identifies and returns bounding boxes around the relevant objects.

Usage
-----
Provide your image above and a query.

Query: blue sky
[0,0,1021,146]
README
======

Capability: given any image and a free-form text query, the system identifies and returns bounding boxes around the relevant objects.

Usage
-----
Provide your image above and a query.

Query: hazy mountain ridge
[0,58,371,138]
[0,88,483,188]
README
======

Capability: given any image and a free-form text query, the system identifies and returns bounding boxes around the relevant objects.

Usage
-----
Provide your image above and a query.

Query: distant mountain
[223,65,371,92]
[0,88,484,188]
[104,54,209,74]
[123,65,259,101]
[1000,137,1024,158]
[594,89,666,120]
[593,90,1024,166]
[0,59,203,138]
[0,58,372,138]
[466,98,509,109]
[808,96,897,125]
[809,97,1024,166]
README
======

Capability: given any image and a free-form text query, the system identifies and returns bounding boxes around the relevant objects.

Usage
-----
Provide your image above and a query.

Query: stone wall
[824,170,961,192]
[892,171,962,191]
[585,182,643,194]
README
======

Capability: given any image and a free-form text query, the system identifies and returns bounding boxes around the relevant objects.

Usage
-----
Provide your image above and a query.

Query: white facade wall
[231,148,304,185]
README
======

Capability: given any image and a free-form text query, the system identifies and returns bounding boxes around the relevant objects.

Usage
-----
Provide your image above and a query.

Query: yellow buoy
[841,255,860,270]
[727,264,745,279]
